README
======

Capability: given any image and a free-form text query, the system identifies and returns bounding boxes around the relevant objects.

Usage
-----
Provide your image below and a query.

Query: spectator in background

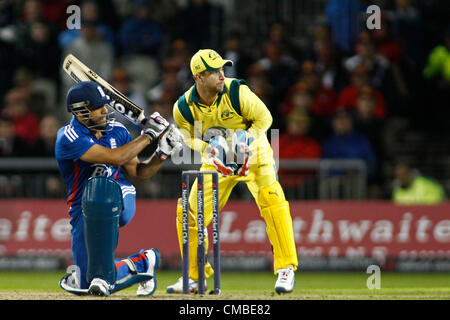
[111,68,148,112]
[21,0,46,24]
[62,19,114,101]
[0,0,14,27]
[8,0,55,57]
[2,87,40,155]
[246,63,275,120]
[0,0,38,104]
[372,14,410,113]
[267,22,302,61]
[34,114,60,157]
[110,68,148,137]
[423,26,450,83]
[152,91,175,124]
[147,0,180,39]
[58,0,116,52]
[304,24,333,58]
[44,175,66,198]
[146,60,182,106]
[279,111,321,160]
[322,109,376,178]
[372,15,404,64]
[0,173,22,197]
[304,24,346,91]
[21,20,60,82]
[0,116,18,157]
[256,41,298,124]
[10,68,35,99]
[118,0,164,57]
[392,162,446,204]
[337,65,387,119]
[32,0,70,30]
[353,86,384,155]
[278,111,321,195]
[422,25,450,132]
[175,0,224,50]
[223,30,253,79]
[283,81,312,115]
[298,61,338,118]
[304,24,331,61]
[282,81,325,140]
[167,39,193,92]
[353,86,385,196]
[344,32,391,92]
[10,67,53,117]
[313,39,346,91]
[326,0,365,56]
[388,0,424,65]
[0,39,17,106]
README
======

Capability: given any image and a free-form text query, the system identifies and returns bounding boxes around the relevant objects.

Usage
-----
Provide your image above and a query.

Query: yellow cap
[190,49,233,75]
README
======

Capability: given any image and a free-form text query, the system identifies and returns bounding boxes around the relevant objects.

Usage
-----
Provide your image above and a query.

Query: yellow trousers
[176,163,298,280]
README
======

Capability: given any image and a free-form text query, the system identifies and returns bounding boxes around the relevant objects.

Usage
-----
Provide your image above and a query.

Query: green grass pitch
[0,271,449,300]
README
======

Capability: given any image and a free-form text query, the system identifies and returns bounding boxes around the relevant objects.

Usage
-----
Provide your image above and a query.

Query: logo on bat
[88,70,99,79]
[70,72,81,82]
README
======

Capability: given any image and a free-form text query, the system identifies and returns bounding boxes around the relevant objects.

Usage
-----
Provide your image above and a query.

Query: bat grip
[140,118,148,126]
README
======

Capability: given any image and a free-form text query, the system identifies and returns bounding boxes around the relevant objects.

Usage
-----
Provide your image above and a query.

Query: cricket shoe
[166,276,207,294]
[88,278,111,296]
[59,272,89,296]
[136,248,161,296]
[275,266,295,294]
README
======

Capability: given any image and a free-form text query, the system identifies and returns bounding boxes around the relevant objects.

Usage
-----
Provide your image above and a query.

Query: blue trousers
[70,193,149,289]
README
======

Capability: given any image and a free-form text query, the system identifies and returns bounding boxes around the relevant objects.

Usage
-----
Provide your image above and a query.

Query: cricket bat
[62,54,148,126]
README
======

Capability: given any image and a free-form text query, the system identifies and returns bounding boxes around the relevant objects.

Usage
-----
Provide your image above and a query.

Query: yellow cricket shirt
[173,78,274,164]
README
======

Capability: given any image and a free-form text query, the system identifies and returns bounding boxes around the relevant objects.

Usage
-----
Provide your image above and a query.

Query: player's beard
[216,81,224,93]
[85,108,115,132]
[204,81,223,97]
[87,117,107,131]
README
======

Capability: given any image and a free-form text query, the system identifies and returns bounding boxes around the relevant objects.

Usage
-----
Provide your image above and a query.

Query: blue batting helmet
[66,81,112,113]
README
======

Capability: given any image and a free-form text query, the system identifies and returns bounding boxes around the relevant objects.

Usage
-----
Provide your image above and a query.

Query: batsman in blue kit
[55,81,183,296]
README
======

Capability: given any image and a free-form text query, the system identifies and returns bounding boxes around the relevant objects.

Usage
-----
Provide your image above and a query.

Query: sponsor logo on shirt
[90,164,113,177]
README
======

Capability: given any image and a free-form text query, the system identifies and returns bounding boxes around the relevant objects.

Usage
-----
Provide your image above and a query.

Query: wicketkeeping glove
[206,135,237,176]
[155,125,184,160]
[141,112,170,139]
[232,130,254,176]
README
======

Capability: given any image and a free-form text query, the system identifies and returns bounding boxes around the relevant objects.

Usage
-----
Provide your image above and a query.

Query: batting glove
[155,125,184,160]
[141,112,170,139]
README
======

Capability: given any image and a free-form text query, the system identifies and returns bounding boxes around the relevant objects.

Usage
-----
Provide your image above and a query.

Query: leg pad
[82,176,123,286]
[258,182,298,273]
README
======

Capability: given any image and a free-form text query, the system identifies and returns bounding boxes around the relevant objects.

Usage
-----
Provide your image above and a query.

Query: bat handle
[140,118,148,126]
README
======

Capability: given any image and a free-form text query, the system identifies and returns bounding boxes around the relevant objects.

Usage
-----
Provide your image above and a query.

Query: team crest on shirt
[110,138,117,149]
[220,109,235,120]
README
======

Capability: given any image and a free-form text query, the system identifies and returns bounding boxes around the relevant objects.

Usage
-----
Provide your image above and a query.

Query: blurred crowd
[0,0,449,200]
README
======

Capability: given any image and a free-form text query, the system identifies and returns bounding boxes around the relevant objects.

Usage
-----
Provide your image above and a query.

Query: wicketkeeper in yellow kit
[166,49,298,294]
